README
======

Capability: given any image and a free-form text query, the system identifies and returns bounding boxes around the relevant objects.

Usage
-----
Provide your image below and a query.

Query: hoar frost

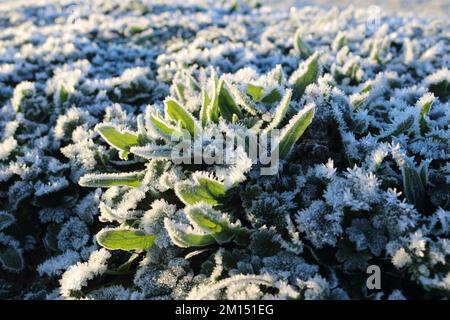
[0,0,449,300]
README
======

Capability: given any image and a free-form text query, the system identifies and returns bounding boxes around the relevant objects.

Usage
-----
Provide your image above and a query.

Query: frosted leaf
[261,252,318,283]
[346,218,387,256]
[37,251,80,277]
[34,176,69,197]
[39,208,71,224]
[296,200,343,248]
[60,249,111,298]
[75,189,101,224]
[187,274,273,300]
[141,199,176,249]
[0,137,17,161]
[12,81,35,112]
[391,247,412,269]
[54,107,96,141]
[57,218,90,252]
[408,230,427,258]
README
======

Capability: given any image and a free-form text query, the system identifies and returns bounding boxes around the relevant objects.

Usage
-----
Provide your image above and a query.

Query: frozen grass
[0,0,449,299]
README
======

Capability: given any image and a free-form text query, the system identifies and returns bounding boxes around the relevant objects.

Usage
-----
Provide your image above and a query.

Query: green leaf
[268,64,284,85]
[218,80,243,121]
[207,71,220,123]
[261,88,282,104]
[420,100,433,118]
[290,51,320,100]
[13,87,33,112]
[97,229,155,251]
[390,115,415,137]
[197,177,226,196]
[185,71,201,92]
[419,100,433,135]
[97,124,140,160]
[362,84,372,94]
[247,83,264,101]
[190,211,223,234]
[130,26,146,35]
[164,219,216,248]
[136,114,149,144]
[278,104,315,158]
[332,33,347,51]
[174,82,187,104]
[419,162,428,187]
[200,88,210,127]
[264,89,292,132]
[149,113,179,136]
[79,171,145,188]
[106,253,141,275]
[0,244,23,273]
[402,161,427,211]
[175,177,226,206]
[60,85,69,105]
[351,84,372,110]
[165,98,200,136]
[228,82,258,115]
[130,144,173,160]
[186,205,235,244]
[0,212,15,231]
[346,63,361,83]
[174,70,201,102]
[294,29,313,58]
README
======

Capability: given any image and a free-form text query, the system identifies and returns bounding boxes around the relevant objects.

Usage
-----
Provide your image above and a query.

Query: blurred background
[0,0,448,18]
[267,0,449,17]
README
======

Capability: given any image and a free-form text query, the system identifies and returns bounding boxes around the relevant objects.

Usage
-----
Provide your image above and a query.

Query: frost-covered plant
[72,60,318,298]
[0,0,448,300]
[0,212,24,273]
[0,0,185,298]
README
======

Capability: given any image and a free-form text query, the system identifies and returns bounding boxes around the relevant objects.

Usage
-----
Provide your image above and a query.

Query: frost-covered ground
[0,0,449,300]
[269,0,449,17]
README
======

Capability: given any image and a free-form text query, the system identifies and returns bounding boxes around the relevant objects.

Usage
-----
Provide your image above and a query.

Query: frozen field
[2,0,449,16]
[0,0,449,300]
[269,0,449,17]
